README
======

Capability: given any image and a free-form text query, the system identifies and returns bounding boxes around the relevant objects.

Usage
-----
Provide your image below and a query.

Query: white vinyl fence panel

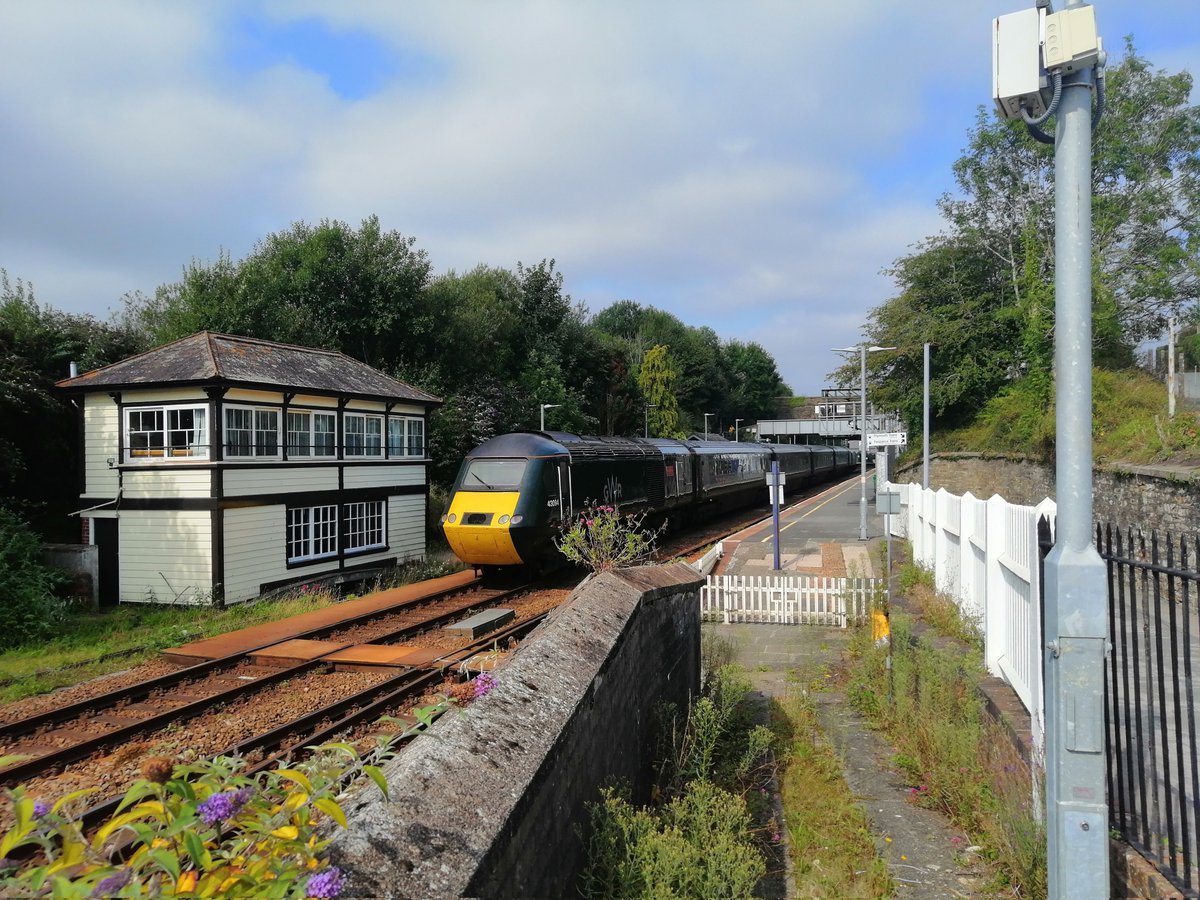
[701,574,876,627]
[886,480,1056,756]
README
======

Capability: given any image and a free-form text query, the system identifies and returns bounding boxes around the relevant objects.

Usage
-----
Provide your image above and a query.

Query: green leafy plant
[0,705,446,898]
[0,507,68,650]
[555,503,666,573]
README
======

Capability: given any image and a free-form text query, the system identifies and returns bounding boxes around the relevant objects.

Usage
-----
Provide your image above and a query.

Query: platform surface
[163,569,479,663]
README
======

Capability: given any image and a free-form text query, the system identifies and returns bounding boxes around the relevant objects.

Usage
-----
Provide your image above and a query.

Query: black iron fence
[1099,524,1200,897]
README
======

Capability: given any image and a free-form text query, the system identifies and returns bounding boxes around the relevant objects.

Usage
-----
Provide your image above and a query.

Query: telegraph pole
[1042,4,1110,896]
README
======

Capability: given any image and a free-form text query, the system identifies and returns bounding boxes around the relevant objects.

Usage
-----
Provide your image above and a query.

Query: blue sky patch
[225,14,442,100]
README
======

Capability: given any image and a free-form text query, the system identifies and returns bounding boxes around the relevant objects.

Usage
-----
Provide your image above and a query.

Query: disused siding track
[0,582,529,789]
[59,610,552,840]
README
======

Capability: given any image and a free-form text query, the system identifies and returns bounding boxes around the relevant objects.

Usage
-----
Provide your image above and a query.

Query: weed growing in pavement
[847,605,1047,898]
[770,687,893,897]
[579,667,772,899]
[0,703,448,898]
[555,502,666,573]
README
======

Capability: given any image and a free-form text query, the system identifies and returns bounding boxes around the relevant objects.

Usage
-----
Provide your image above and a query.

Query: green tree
[638,345,684,438]
[1,272,147,538]
[124,216,433,372]
[843,42,1199,433]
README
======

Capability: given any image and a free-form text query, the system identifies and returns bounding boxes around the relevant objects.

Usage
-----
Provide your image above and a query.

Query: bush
[0,508,66,650]
[0,707,446,898]
[555,503,665,573]
[580,667,773,899]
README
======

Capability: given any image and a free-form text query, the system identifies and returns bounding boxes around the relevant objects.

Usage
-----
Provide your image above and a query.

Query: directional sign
[866,431,907,449]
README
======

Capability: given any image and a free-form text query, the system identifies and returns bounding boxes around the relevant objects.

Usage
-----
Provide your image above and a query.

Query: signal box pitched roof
[55,331,441,406]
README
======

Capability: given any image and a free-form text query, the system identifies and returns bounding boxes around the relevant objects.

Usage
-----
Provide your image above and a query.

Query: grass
[0,557,465,704]
[771,688,893,897]
[933,367,1200,467]
[847,576,1047,899]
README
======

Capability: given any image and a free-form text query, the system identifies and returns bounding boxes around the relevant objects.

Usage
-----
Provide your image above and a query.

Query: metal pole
[1168,316,1177,418]
[859,345,868,541]
[771,460,781,571]
[645,406,649,439]
[540,406,545,431]
[1043,12,1109,895]
[923,342,931,489]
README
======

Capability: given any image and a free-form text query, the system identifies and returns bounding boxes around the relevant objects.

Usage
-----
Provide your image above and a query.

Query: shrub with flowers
[555,503,666,574]
[0,705,445,898]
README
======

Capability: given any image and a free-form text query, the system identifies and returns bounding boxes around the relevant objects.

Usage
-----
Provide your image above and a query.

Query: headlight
[447,513,457,523]
[498,514,510,524]
[510,515,523,524]
[440,514,447,524]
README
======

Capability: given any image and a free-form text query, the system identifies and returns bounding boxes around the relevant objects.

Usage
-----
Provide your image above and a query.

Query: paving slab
[442,607,514,638]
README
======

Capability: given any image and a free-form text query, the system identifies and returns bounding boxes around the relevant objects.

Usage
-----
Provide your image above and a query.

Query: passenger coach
[442,431,855,573]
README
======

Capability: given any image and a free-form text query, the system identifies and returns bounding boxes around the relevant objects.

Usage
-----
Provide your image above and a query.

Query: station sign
[866,432,908,449]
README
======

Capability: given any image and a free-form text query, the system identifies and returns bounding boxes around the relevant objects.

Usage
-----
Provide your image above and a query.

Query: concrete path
[711,621,996,899]
[709,478,998,898]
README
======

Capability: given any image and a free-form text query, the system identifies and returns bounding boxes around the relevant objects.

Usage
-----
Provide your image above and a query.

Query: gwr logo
[603,475,624,505]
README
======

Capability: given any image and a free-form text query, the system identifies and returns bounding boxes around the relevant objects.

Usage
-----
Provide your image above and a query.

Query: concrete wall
[329,563,703,899]
[895,453,1200,537]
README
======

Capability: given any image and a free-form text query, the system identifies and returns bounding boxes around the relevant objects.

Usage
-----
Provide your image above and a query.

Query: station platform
[163,569,480,664]
[713,474,885,579]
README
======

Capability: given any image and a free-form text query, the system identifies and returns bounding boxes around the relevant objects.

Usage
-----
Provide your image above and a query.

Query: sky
[1,1,1197,397]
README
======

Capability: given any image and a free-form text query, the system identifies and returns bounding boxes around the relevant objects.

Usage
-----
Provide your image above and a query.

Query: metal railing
[1100,524,1200,897]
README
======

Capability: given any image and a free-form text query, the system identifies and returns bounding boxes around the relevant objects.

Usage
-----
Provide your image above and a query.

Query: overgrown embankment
[848,565,1047,899]
[926,368,1200,468]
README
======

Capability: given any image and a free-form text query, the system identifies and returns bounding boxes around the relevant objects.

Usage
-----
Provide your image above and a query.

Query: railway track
[0,581,545,793]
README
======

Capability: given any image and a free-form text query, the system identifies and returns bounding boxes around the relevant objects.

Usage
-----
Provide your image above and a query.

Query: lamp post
[539,403,560,431]
[703,412,714,441]
[832,344,895,541]
[734,418,743,441]
[644,403,658,439]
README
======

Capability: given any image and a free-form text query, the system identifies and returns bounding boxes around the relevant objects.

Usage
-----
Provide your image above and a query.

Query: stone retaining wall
[329,563,703,899]
[895,453,1200,537]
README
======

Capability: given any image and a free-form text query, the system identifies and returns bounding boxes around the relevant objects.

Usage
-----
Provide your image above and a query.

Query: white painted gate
[700,574,877,627]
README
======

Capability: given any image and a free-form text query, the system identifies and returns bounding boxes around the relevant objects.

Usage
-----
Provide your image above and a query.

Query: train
[440,431,857,574]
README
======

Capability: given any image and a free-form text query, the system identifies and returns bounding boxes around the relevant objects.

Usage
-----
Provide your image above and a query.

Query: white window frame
[287,505,338,562]
[345,413,383,458]
[286,410,336,459]
[387,416,425,458]
[345,500,386,552]
[224,406,280,459]
[124,404,209,462]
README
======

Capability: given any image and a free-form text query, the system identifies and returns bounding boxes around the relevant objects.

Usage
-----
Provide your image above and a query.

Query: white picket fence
[700,574,877,627]
[885,481,1057,755]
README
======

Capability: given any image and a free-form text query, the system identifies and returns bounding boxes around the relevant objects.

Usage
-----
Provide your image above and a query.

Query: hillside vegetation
[932,368,1200,468]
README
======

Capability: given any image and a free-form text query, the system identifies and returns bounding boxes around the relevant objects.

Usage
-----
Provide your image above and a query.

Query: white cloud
[0,0,1195,398]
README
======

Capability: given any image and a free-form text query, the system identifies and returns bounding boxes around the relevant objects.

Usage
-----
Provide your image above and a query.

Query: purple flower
[473,673,497,699]
[91,868,132,897]
[197,786,254,825]
[306,866,345,899]
[771,831,782,843]
[32,801,49,818]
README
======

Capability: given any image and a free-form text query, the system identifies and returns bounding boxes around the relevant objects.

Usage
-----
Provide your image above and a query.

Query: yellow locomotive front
[441,433,572,571]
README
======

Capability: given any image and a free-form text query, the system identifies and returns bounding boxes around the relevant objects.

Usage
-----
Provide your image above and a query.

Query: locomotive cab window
[461,458,527,491]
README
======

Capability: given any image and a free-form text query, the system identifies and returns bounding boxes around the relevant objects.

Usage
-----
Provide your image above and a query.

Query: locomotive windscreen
[462,458,527,491]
